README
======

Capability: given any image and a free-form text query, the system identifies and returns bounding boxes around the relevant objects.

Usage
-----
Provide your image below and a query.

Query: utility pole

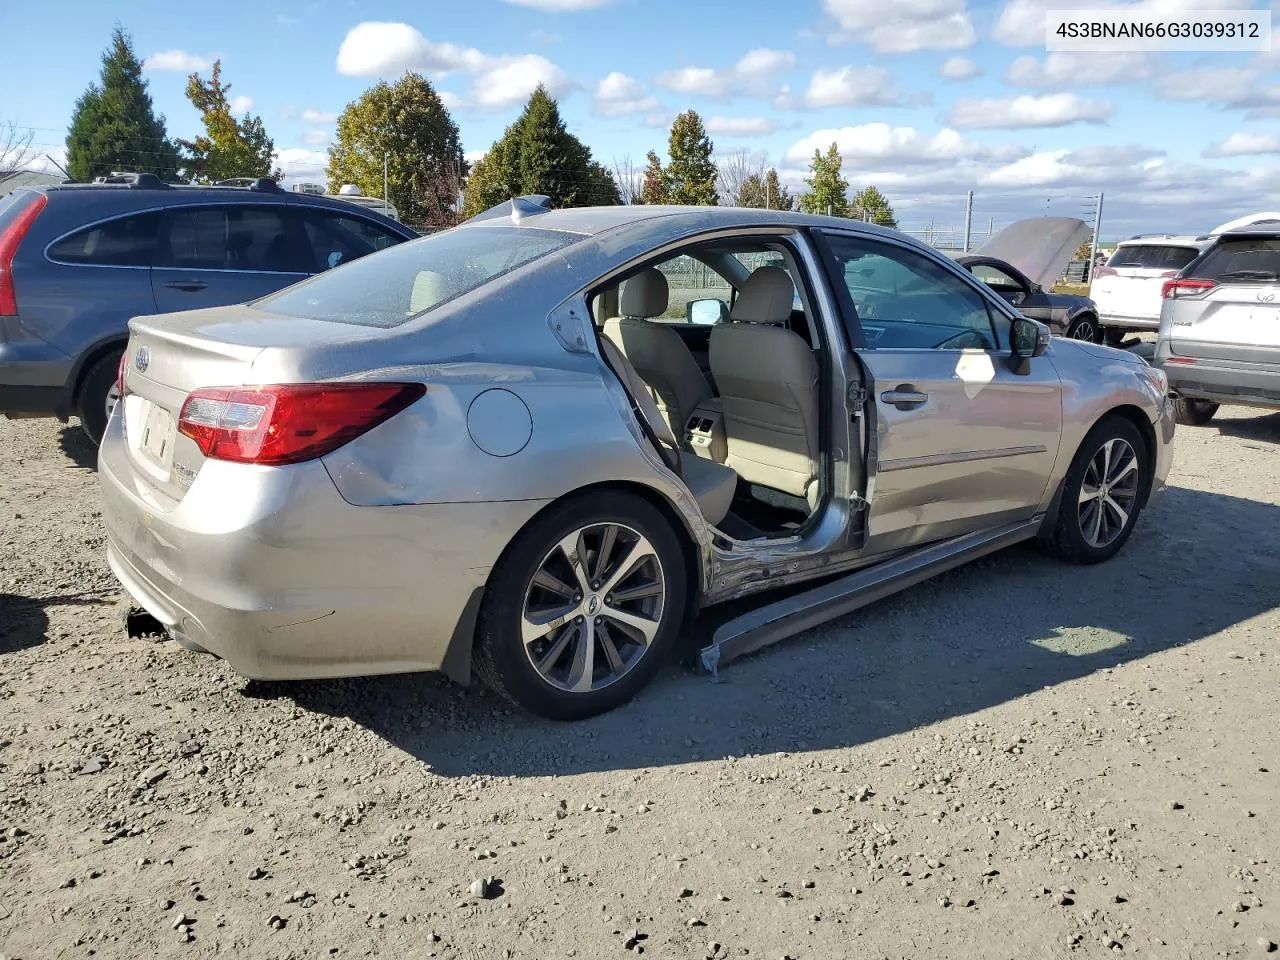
[1088,192,1104,282]
[962,190,974,253]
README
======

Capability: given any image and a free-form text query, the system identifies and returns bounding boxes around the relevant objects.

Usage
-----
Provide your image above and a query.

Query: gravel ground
[1,408,1278,960]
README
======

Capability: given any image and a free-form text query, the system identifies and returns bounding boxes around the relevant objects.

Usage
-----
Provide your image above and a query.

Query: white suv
[1154,223,1280,425]
[1090,235,1208,341]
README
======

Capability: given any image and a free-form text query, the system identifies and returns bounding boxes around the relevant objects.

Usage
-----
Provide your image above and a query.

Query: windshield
[1106,244,1199,271]
[1190,237,1280,283]
[258,225,582,327]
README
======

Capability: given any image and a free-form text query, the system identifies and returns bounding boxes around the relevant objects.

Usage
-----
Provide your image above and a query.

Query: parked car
[99,199,1173,720]
[1090,234,1209,342]
[956,216,1102,342]
[1154,221,1280,425]
[0,174,416,443]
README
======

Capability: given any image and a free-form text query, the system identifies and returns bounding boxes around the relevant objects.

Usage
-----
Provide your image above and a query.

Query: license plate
[140,401,176,466]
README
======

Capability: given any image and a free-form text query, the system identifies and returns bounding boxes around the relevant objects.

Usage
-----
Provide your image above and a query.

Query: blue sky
[2,0,1279,238]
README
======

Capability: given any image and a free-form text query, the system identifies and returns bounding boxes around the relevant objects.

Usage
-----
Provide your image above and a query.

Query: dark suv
[0,175,416,442]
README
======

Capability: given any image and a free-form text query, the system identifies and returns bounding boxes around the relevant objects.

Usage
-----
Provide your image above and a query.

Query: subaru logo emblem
[1259,290,1276,303]
[586,595,599,616]
[134,347,150,372]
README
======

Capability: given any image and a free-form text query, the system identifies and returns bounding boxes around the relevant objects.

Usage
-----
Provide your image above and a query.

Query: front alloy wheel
[1076,437,1140,549]
[1066,314,1100,343]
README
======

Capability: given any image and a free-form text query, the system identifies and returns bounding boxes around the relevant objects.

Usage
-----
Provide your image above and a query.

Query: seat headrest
[730,266,794,324]
[621,268,669,319]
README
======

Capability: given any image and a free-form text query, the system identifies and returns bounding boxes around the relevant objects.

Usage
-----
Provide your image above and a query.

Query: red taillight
[1161,278,1217,300]
[0,192,48,315]
[178,382,426,465]
[1092,266,1117,279]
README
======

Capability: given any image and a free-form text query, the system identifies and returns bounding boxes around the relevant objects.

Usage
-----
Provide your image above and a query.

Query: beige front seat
[709,266,820,505]
[604,269,713,437]
[599,335,736,526]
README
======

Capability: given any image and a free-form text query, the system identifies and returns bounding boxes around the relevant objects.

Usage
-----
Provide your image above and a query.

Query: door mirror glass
[687,298,729,325]
[1010,317,1051,371]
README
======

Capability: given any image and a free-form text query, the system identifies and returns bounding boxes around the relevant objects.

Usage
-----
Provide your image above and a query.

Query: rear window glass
[1191,237,1280,283]
[1106,245,1199,270]
[160,205,303,272]
[0,190,40,231]
[49,212,160,267]
[257,226,581,328]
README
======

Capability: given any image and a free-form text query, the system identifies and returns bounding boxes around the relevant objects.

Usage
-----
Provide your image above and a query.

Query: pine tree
[850,185,897,228]
[763,168,795,211]
[639,150,666,204]
[178,61,276,182]
[799,144,848,217]
[737,167,795,210]
[329,73,466,227]
[461,85,619,217]
[663,111,718,205]
[66,26,181,181]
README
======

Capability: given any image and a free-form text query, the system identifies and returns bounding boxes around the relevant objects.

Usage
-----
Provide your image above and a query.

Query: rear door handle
[880,386,929,409]
[162,280,208,292]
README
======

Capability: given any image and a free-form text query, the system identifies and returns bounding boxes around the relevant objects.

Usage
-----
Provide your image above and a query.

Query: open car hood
[972,216,1091,290]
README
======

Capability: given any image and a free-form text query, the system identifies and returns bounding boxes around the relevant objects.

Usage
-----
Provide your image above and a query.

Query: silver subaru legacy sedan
[99,200,1175,720]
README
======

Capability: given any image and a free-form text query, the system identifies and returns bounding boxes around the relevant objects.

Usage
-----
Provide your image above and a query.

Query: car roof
[1218,222,1280,238]
[1115,234,1204,247]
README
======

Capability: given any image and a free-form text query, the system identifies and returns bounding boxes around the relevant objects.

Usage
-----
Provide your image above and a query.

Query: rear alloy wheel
[1040,417,1150,564]
[1065,314,1101,343]
[77,349,125,445]
[475,491,687,720]
[1172,397,1219,426]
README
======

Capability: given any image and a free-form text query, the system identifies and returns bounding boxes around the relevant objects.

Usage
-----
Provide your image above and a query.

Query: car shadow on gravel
[0,594,51,654]
[57,426,98,470]
[255,484,1280,779]
[1213,411,1280,444]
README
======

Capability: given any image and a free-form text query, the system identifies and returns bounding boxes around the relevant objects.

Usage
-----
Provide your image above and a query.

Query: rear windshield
[1190,236,1280,283]
[257,225,582,327]
[1106,244,1199,270]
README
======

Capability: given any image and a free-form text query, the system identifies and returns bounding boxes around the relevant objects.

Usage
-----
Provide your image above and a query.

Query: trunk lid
[1170,286,1280,357]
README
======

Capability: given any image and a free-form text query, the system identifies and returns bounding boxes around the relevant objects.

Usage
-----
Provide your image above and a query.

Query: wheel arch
[439,479,707,688]
[69,336,128,410]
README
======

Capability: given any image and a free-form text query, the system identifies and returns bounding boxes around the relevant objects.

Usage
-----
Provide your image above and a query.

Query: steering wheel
[934,329,991,351]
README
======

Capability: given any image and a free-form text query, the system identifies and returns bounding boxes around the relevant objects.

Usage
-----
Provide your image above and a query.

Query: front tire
[76,349,124,445]
[1040,416,1150,564]
[474,491,688,720]
[1065,314,1101,343]
[1172,397,1219,426]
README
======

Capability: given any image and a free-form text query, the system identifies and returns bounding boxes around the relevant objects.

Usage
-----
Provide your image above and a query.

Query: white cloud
[303,129,332,146]
[1204,131,1280,157]
[1152,65,1256,101]
[948,93,1112,128]
[464,150,487,165]
[593,72,660,118]
[301,108,338,124]
[655,48,795,101]
[502,0,610,8]
[336,23,571,110]
[802,66,900,107]
[784,122,1026,168]
[144,50,211,72]
[440,90,466,110]
[993,0,1246,46]
[472,55,570,108]
[823,0,976,52]
[229,96,254,115]
[940,57,981,80]
[1006,51,1149,86]
[705,116,779,136]
[273,147,328,183]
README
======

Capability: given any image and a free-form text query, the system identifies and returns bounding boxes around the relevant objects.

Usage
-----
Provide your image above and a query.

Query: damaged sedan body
[99,199,1174,719]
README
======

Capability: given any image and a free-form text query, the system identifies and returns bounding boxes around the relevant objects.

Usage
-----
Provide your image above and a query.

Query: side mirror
[1009,317,1051,374]
[687,298,729,325]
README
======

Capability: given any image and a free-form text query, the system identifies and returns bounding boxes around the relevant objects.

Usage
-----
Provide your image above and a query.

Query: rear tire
[1102,328,1127,347]
[1172,397,1219,426]
[1065,314,1101,343]
[474,490,688,720]
[1039,416,1150,565]
[76,349,124,445]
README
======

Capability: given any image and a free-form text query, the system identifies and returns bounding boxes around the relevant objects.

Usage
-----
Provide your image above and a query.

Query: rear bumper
[98,414,548,682]
[1155,341,1280,410]
[0,320,73,417]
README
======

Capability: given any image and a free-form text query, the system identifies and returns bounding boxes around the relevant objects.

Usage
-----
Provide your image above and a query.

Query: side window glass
[304,212,403,273]
[654,254,733,323]
[160,206,302,272]
[49,212,160,267]
[826,234,1001,351]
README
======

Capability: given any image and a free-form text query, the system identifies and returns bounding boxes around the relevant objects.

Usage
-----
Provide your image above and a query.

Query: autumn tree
[799,143,848,217]
[611,155,643,205]
[639,150,666,204]
[329,73,466,227]
[462,86,618,217]
[716,149,762,207]
[737,168,796,211]
[66,26,181,182]
[179,61,275,182]
[663,110,717,205]
[850,185,897,228]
